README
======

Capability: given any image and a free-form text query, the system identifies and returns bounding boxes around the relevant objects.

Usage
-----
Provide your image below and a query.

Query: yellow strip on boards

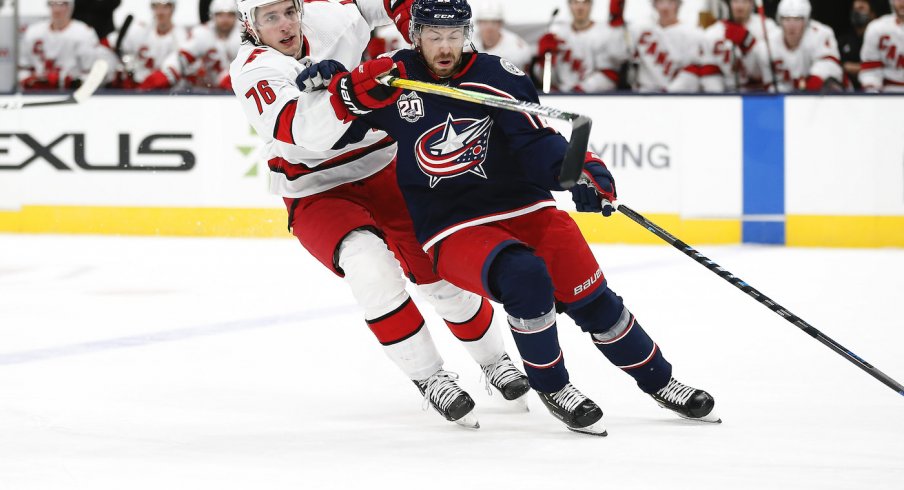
[571,212,741,245]
[787,215,904,248]
[0,205,289,237]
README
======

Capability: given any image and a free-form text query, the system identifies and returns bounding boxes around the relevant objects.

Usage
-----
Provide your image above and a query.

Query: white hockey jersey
[768,20,843,92]
[230,0,397,199]
[700,17,779,92]
[161,20,241,88]
[112,22,189,83]
[859,14,904,93]
[631,21,705,92]
[473,28,532,72]
[19,19,101,88]
[546,21,628,92]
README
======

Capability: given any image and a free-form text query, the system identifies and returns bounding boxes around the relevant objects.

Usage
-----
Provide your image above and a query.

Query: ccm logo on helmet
[434,14,455,18]
[574,269,603,295]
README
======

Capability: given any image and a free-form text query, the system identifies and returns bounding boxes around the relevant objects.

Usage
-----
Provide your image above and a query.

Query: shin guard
[509,309,569,394]
[590,308,672,393]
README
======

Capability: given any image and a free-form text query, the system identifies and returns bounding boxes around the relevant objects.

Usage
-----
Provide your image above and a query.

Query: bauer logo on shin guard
[574,269,603,295]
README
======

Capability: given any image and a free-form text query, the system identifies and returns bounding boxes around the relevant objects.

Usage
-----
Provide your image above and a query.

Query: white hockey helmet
[150,0,176,5]
[475,0,504,22]
[210,0,237,15]
[776,0,811,20]
[237,0,302,42]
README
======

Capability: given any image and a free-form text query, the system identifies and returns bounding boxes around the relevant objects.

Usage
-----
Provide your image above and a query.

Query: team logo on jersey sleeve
[414,114,493,188]
[500,58,525,76]
[397,92,425,123]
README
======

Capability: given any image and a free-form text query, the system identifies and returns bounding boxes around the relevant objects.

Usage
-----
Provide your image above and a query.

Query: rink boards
[0,93,902,247]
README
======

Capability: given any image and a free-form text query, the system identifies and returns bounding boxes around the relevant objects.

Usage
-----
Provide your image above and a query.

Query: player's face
[255,1,303,58]
[654,0,680,23]
[477,20,502,48]
[152,3,175,25]
[568,0,592,24]
[893,0,904,19]
[780,17,805,48]
[48,2,72,24]
[729,0,753,23]
[419,26,467,78]
[214,11,237,34]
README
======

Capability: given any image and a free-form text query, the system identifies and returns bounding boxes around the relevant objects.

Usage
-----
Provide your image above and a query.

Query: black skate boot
[481,354,531,410]
[650,377,721,423]
[414,370,479,428]
[537,383,607,436]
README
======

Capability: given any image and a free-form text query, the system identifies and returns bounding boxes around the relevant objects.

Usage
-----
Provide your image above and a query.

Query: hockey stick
[615,203,904,397]
[114,14,134,62]
[0,59,109,110]
[542,7,559,94]
[376,74,591,189]
[754,0,779,92]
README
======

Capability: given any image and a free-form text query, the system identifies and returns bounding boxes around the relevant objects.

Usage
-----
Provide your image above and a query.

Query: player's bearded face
[780,17,805,48]
[255,1,303,58]
[893,0,904,18]
[419,26,466,78]
[214,12,237,35]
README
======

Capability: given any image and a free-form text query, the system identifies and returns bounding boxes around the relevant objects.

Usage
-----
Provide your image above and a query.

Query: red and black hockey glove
[384,0,415,43]
[723,21,755,54]
[538,33,564,60]
[570,152,617,216]
[327,57,403,122]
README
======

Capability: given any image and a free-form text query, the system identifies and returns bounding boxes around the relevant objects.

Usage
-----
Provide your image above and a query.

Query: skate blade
[658,403,722,424]
[566,419,608,436]
[506,393,530,412]
[453,411,480,429]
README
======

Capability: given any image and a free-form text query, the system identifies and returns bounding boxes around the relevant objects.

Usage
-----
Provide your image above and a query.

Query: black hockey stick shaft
[115,14,133,62]
[616,204,904,396]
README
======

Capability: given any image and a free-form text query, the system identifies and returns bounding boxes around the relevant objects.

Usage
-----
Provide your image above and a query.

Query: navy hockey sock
[489,246,569,393]
[568,287,672,393]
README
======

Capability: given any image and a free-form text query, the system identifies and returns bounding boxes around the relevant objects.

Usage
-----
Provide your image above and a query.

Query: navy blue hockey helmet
[409,0,474,48]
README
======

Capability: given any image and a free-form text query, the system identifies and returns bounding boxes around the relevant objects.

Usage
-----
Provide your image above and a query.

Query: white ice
[1,234,902,490]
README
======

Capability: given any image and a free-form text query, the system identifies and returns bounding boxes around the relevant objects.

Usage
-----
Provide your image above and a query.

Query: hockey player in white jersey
[700,0,778,91]
[229,0,530,428]
[19,0,103,90]
[108,0,189,89]
[145,0,241,91]
[768,0,843,92]
[537,0,629,92]
[631,0,705,92]
[859,0,904,92]
[472,0,531,71]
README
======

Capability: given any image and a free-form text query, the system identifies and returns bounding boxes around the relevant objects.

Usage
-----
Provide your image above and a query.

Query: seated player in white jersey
[19,0,103,90]
[143,0,242,91]
[630,0,706,92]
[536,0,628,92]
[767,0,844,92]
[859,0,904,92]
[700,0,777,92]
[229,0,530,429]
[471,0,531,73]
[310,0,721,436]
[105,0,189,90]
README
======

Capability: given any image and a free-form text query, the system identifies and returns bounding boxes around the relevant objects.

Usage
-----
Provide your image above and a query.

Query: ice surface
[1,234,902,489]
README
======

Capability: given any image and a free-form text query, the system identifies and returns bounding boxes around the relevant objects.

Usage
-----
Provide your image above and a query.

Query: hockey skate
[537,383,607,436]
[415,370,479,429]
[650,377,721,423]
[480,354,531,411]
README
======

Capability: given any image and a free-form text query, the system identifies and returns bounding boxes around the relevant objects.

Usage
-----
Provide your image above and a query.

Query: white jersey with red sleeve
[229,0,398,198]
[700,19,775,92]
[113,22,189,83]
[474,28,532,72]
[859,14,904,93]
[160,21,241,88]
[631,21,705,92]
[548,20,628,92]
[18,19,101,88]
[769,20,843,92]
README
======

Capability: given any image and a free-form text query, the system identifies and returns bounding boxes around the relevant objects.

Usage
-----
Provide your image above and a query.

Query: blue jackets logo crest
[414,114,493,188]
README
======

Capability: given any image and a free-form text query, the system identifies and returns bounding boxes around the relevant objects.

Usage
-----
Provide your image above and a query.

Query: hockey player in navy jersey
[306,0,721,435]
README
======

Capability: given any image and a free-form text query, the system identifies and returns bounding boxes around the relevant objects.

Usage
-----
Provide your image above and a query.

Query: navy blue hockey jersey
[360,50,570,250]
